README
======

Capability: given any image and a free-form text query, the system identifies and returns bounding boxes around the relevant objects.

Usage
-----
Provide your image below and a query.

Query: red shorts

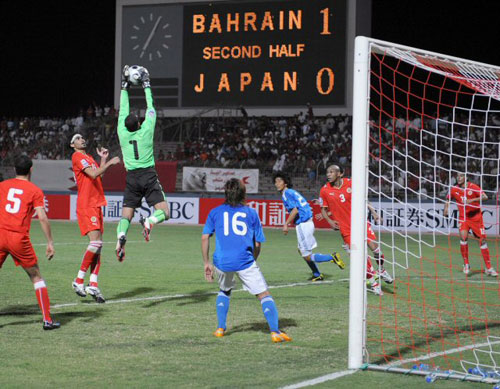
[342,223,377,247]
[76,207,104,236]
[0,230,38,269]
[459,214,486,239]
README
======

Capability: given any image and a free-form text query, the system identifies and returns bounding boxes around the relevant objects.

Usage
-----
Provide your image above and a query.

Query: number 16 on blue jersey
[203,204,266,272]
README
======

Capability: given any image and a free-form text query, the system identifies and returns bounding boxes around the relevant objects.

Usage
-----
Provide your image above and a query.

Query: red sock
[480,243,492,269]
[34,280,52,322]
[460,241,469,265]
[366,257,375,279]
[89,255,101,287]
[77,241,102,284]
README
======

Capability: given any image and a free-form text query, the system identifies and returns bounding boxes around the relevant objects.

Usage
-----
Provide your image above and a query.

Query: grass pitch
[0,221,495,388]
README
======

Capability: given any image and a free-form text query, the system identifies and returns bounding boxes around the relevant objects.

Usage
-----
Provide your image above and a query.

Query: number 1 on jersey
[129,140,139,160]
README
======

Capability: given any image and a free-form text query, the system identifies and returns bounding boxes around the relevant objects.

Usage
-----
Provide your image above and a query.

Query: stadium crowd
[1,105,498,197]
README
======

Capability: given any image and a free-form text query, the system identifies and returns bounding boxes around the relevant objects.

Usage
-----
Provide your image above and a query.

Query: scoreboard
[116,0,367,116]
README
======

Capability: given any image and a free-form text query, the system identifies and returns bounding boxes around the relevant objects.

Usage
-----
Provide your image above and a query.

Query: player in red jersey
[0,155,59,330]
[319,164,393,295]
[444,173,497,277]
[71,134,121,302]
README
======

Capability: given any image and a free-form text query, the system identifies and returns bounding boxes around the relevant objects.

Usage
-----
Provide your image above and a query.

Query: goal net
[349,36,500,384]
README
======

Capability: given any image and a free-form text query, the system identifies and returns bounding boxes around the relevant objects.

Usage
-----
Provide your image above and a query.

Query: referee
[115,65,170,261]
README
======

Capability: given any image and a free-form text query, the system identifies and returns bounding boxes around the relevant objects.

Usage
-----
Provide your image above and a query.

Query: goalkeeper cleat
[214,328,225,338]
[368,281,383,296]
[72,280,87,297]
[139,214,152,242]
[310,274,324,282]
[378,269,394,284]
[463,264,471,275]
[271,331,292,343]
[43,320,61,330]
[485,267,498,277]
[85,285,106,303]
[331,252,345,269]
[116,235,127,262]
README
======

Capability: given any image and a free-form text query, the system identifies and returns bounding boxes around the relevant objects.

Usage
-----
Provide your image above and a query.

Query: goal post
[349,35,370,369]
[349,36,500,384]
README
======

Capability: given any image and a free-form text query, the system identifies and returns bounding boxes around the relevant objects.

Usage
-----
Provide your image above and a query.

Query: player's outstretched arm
[201,234,214,282]
[320,207,339,230]
[96,146,109,165]
[443,201,450,217]
[283,208,298,235]
[141,67,151,90]
[35,207,54,260]
[468,192,488,204]
[118,65,131,130]
[253,241,261,260]
[368,202,382,224]
[83,156,121,180]
[139,67,156,136]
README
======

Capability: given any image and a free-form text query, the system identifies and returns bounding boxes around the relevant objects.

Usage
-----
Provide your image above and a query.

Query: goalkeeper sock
[117,218,130,239]
[311,253,332,263]
[261,296,279,333]
[216,291,231,330]
[148,209,166,225]
[304,258,321,277]
[460,241,469,265]
[480,243,492,268]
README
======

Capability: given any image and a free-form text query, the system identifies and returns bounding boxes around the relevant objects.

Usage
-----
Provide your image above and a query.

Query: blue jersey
[203,204,266,272]
[281,188,312,225]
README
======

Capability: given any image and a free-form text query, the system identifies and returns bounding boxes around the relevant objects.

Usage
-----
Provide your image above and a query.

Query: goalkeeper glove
[141,67,151,89]
[121,65,130,90]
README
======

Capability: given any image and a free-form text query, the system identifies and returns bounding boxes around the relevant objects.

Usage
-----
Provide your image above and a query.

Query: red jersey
[319,177,352,235]
[72,152,106,209]
[447,182,483,221]
[0,178,45,234]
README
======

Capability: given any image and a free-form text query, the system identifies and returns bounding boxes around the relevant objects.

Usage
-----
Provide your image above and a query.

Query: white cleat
[72,280,87,297]
[368,281,384,296]
[485,267,498,277]
[463,264,471,275]
[378,269,394,284]
[85,285,106,303]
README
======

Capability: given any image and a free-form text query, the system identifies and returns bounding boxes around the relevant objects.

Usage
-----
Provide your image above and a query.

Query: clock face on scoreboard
[120,0,347,108]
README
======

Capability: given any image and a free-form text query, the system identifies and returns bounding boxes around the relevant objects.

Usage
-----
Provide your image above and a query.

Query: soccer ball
[128,65,144,85]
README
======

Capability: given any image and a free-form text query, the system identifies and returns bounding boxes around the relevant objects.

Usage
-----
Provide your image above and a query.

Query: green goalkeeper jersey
[117,88,156,171]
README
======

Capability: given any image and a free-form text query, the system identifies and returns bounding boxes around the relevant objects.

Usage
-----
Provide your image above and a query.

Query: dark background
[2,1,499,117]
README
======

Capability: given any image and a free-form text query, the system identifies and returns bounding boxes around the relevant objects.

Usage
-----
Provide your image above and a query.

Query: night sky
[1,0,500,117]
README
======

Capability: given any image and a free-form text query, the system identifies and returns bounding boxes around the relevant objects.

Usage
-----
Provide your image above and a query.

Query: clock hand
[141,15,163,53]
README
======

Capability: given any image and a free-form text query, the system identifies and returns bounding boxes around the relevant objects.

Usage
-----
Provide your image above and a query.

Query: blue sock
[261,296,279,333]
[304,259,321,277]
[311,253,333,263]
[216,291,230,330]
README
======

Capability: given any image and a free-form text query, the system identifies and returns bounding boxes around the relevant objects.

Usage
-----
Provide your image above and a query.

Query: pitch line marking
[32,240,144,247]
[50,280,335,309]
[279,369,357,388]
[384,339,500,368]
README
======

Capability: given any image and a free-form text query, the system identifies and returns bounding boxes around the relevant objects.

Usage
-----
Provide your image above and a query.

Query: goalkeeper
[115,65,170,261]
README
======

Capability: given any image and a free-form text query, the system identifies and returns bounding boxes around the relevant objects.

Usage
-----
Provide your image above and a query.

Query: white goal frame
[348,35,500,372]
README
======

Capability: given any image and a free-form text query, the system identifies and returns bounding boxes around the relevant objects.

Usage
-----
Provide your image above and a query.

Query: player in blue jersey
[202,178,292,343]
[273,171,345,281]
